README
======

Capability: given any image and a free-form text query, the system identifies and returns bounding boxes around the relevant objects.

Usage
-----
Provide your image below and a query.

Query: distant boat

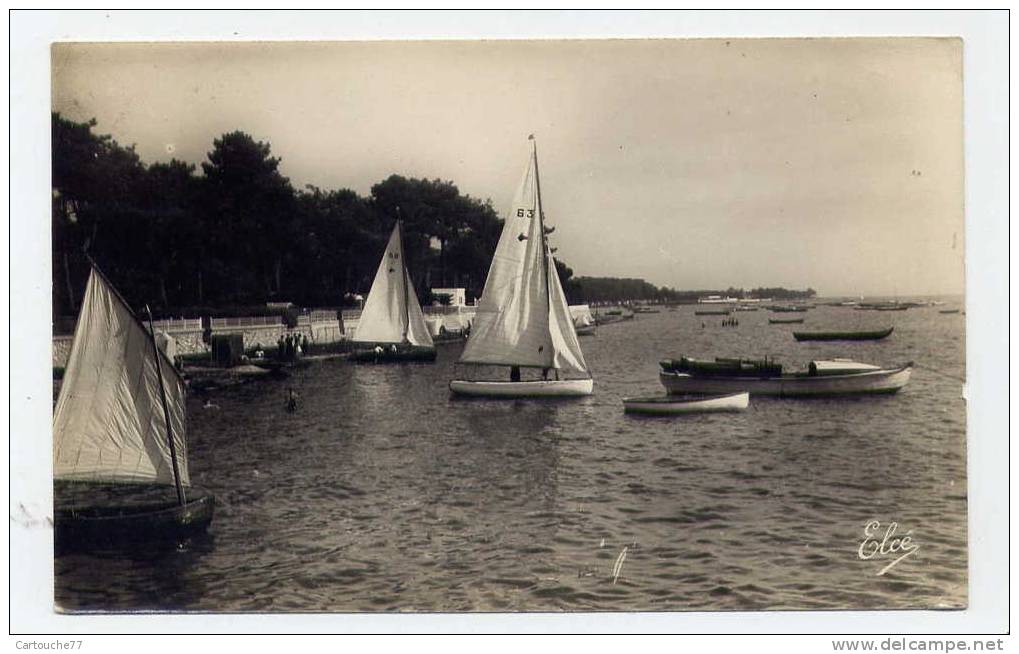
[623,392,749,415]
[793,326,894,341]
[53,264,214,550]
[634,306,661,314]
[733,305,759,312]
[769,305,808,313]
[697,295,739,304]
[570,304,597,336]
[694,309,731,316]
[450,137,592,397]
[658,356,912,397]
[939,309,960,314]
[769,317,805,324]
[350,221,437,363]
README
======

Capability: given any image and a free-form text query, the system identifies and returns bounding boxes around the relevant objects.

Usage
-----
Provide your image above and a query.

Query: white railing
[210,316,281,328]
[148,318,202,332]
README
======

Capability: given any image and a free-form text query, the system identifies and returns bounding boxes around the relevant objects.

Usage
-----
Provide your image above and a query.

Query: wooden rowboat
[793,326,893,341]
[623,392,749,415]
[658,357,912,397]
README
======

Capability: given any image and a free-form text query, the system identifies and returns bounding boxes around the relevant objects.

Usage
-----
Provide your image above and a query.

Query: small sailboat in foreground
[450,137,592,397]
[350,220,437,362]
[53,264,214,550]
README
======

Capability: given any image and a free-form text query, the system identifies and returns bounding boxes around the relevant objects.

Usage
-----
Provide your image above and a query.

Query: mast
[531,135,554,368]
[398,219,410,343]
[146,305,186,506]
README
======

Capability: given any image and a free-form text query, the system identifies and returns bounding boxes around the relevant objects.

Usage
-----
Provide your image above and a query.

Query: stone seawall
[52,318,348,368]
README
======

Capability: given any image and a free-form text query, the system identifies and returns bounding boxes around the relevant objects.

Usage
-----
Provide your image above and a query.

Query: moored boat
[658,356,912,397]
[694,309,731,316]
[53,264,214,551]
[793,326,893,341]
[570,304,597,336]
[769,317,805,324]
[450,378,593,398]
[449,136,593,398]
[351,220,437,362]
[939,309,960,314]
[623,392,749,415]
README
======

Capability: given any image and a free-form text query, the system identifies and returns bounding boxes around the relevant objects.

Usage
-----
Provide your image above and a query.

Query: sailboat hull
[449,378,593,397]
[54,493,215,551]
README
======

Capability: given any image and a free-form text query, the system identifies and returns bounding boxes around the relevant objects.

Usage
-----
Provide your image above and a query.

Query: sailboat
[349,220,437,362]
[53,263,214,550]
[449,137,593,397]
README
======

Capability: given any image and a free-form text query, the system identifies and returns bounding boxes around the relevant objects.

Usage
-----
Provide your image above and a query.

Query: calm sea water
[55,302,967,612]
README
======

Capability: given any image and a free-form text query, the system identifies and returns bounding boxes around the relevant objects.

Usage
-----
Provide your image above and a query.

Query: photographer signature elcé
[858,520,920,575]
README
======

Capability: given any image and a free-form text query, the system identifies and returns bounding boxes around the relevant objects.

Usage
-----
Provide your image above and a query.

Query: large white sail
[460,143,588,374]
[354,222,433,347]
[53,268,190,486]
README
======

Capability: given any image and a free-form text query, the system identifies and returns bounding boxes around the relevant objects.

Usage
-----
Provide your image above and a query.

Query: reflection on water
[56,302,967,611]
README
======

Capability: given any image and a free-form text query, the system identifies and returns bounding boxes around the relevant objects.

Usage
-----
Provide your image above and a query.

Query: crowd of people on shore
[275,333,309,361]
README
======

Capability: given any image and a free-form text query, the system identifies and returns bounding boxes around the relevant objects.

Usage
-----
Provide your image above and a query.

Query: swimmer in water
[286,388,298,413]
[202,399,220,410]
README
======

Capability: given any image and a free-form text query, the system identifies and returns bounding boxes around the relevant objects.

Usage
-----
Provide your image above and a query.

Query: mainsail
[459,141,589,374]
[53,268,190,486]
[354,221,433,347]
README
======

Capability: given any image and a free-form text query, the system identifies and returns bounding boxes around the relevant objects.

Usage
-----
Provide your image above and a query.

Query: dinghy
[793,326,893,341]
[53,264,214,550]
[623,392,749,415]
[450,136,592,397]
[351,220,437,362]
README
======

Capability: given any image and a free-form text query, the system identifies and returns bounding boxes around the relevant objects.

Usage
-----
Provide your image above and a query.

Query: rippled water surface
[55,303,967,611]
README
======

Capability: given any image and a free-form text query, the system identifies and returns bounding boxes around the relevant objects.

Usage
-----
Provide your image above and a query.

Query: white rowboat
[623,392,749,415]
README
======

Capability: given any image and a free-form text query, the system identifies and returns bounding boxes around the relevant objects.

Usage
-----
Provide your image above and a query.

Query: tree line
[52,113,583,318]
[573,278,816,304]
[51,113,811,321]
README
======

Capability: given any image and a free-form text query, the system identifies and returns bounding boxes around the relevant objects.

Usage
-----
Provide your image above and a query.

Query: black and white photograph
[8,9,1010,637]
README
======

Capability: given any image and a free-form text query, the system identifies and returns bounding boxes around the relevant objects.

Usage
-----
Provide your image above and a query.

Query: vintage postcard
[45,34,968,616]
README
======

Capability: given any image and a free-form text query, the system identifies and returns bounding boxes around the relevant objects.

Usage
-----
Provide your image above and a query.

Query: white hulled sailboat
[350,220,437,362]
[450,137,592,397]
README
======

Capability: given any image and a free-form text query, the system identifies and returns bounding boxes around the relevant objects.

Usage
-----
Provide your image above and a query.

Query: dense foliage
[52,113,534,317]
[51,113,812,319]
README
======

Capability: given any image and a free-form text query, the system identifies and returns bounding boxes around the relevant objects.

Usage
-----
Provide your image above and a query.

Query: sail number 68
[516,209,535,218]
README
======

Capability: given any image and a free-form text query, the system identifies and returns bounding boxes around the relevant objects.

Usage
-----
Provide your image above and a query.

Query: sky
[51,38,964,296]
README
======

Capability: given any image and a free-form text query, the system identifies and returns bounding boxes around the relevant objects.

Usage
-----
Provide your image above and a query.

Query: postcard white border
[9,9,1009,635]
